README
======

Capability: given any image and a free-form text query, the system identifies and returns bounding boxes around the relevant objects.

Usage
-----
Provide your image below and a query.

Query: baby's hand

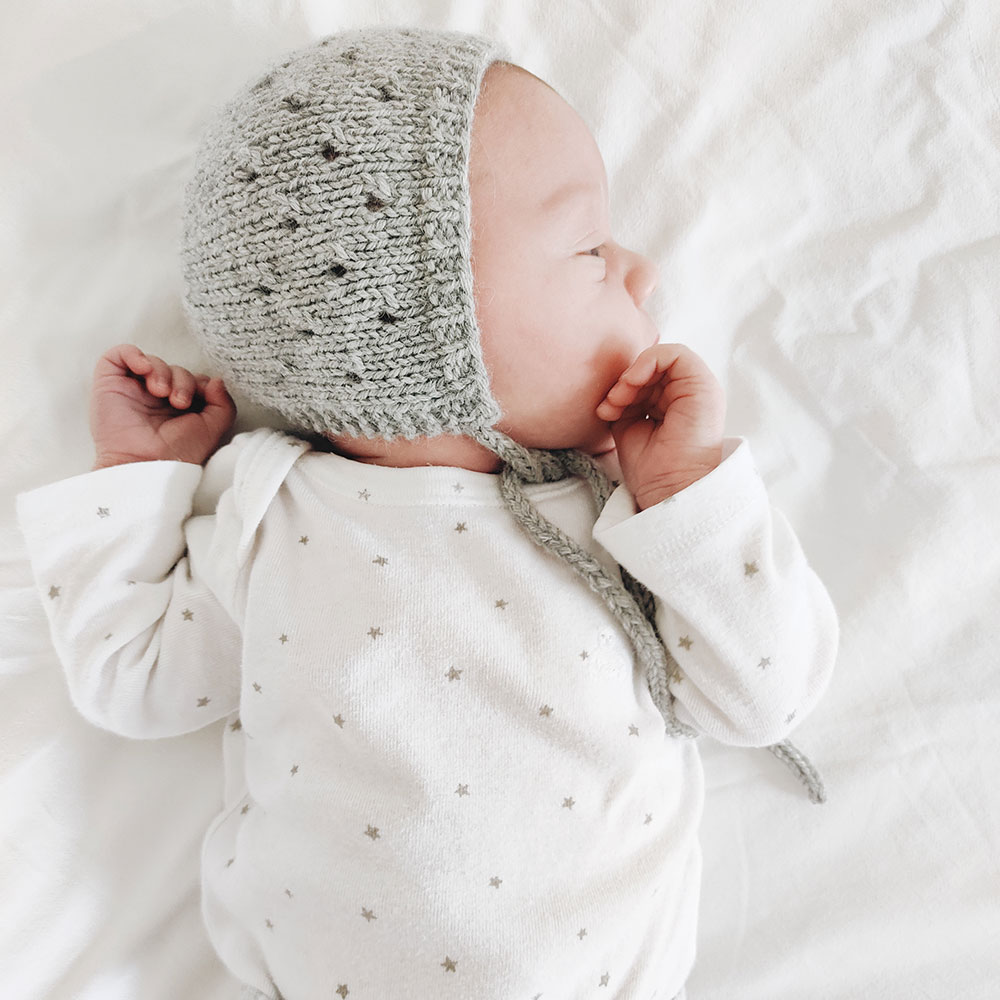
[89,343,237,469]
[596,343,727,509]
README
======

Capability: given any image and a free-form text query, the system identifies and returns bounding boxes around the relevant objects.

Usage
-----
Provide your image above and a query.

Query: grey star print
[26,424,821,995]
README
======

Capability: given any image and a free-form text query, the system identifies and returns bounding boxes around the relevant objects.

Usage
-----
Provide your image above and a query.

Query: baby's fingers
[115,348,171,395]
[597,370,654,418]
[95,343,154,381]
[126,353,197,408]
[142,363,192,404]
[194,375,238,432]
[161,366,199,408]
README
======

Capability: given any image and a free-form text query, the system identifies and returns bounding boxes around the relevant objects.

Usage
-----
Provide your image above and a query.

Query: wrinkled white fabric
[15,428,836,999]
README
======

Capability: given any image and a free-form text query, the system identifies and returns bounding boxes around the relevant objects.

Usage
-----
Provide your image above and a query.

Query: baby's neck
[321,430,504,472]
[319,429,622,483]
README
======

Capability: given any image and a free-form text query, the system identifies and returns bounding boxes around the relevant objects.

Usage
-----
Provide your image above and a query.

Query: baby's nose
[628,252,659,306]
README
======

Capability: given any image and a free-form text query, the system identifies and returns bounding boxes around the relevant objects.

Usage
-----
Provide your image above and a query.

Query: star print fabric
[14,427,836,999]
[592,438,839,748]
[13,443,261,737]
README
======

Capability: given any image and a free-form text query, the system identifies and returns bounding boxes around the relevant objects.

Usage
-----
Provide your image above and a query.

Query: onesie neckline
[294,441,620,508]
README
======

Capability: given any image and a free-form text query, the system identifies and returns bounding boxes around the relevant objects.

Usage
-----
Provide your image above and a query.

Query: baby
[16,25,839,1000]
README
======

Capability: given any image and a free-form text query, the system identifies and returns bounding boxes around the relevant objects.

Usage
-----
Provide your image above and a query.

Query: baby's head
[180,26,658,478]
[328,60,660,470]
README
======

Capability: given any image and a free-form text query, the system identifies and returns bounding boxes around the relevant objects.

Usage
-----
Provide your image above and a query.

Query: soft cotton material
[14,427,838,999]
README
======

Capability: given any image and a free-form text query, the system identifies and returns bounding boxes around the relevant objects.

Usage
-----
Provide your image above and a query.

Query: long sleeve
[592,436,839,748]
[13,433,257,740]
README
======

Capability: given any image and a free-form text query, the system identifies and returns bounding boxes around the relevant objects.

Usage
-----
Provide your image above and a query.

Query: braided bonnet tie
[475,425,827,805]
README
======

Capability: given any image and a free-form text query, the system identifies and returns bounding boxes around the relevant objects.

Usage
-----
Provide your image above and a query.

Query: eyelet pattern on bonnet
[178,24,824,803]
[180,27,513,458]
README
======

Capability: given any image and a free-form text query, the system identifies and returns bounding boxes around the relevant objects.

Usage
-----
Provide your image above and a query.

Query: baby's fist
[90,343,237,469]
[597,342,726,509]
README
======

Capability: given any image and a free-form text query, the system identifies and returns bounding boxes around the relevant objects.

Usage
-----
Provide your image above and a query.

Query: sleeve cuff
[592,437,766,577]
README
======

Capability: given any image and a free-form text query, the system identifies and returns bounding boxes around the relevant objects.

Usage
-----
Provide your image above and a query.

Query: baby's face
[324,61,659,471]
[469,62,660,458]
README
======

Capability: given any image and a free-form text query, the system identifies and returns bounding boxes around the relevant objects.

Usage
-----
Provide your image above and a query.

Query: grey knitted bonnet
[178,24,825,803]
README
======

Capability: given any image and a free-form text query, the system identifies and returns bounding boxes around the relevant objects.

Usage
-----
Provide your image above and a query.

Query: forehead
[540,177,609,220]
[470,65,608,214]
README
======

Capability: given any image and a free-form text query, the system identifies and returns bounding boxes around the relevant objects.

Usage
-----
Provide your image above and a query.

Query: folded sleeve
[592,436,840,748]
[14,433,255,740]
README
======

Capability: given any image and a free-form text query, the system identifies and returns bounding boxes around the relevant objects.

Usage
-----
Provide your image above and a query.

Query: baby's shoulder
[219,426,313,469]
[205,425,311,508]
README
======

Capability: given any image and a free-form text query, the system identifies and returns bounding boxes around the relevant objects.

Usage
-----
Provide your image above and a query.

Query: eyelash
[584,246,607,279]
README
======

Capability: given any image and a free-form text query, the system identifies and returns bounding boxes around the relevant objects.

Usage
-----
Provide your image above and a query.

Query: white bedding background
[2,1,999,997]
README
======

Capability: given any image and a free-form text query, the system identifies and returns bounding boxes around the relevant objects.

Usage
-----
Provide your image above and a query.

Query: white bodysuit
[15,427,838,1000]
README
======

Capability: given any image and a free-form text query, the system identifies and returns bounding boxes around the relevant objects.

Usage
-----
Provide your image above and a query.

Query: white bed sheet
[2,1,999,998]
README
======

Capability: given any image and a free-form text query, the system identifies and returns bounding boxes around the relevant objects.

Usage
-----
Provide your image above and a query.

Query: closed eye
[582,245,607,278]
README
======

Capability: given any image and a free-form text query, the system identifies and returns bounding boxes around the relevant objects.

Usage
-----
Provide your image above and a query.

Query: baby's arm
[593,437,839,748]
[14,345,246,739]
